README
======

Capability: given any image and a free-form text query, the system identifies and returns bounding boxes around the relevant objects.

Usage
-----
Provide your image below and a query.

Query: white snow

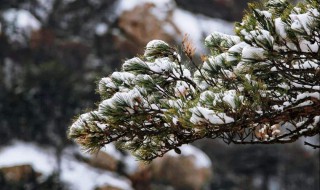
[272,105,284,111]
[95,23,108,36]
[123,57,147,71]
[205,32,240,47]
[34,0,54,20]
[168,99,183,109]
[298,40,319,52]
[242,46,266,60]
[194,70,210,90]
[203,53,227,71]
[121,154,139,175]
[172,8,234,52]
[146,40,169,50]
[3,9,41,31]
[290,82,320,90]
[295,100,313,108]
[150,0,176,21]
[2,9,41,43]
[229,42,249,53]
[60,152,133,190]
[199,91,214,101]
[70,112,93,131]
[258,10,272,18]
[272,60,319,71]
[167,144,211,169]
[169,8,201,46]
[147,57,175,73]
[295,92,320,101]
[111,72,135,84]
[69,112,107,132]
[223,69,236,78]
[222,90,238,109]
[150,104,159,110]
[99,99,116,111]
[61,147,133,190]
[190,107,234,124]
[0,142,133,190]
[96,122,108,130]
[172,117,179,125]
[99,88,143,112]
[198,16,234,36]
[0,142,56,176]
[293,60,319,69]
[144,40,170,60]
[250,30,274,47]
[182,68,192,78]
[290,13,312,35]
[200,90,242,110]
[115,0,174,16]
[175,81,190,97]
[274,18,287,39]
[234,62,249,74]
[313,116,320,125]
[99,77,117,94]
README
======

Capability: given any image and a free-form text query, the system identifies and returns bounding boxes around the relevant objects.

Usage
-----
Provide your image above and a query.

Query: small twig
[182,34,213,86]
[304,141,320,149]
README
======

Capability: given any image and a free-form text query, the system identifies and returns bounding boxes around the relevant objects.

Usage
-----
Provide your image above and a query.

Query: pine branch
[69,0,320,161]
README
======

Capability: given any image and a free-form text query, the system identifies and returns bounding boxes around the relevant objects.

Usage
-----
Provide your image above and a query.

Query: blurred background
[0,0,319,190]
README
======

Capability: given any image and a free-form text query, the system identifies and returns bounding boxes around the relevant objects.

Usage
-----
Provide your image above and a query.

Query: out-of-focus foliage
[197,140,320,190]
[0,0,120,147]
[175,0,251,21]
[0,171,66,190]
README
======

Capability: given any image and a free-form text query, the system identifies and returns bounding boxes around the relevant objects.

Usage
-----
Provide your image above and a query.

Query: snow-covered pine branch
[69,0,320,161]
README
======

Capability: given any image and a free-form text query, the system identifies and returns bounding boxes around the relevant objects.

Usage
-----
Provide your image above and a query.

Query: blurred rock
[114,3,180,55]
[129,163,153,190]
[129,145,212,190]
[30,29,56,50]
[86,151,119,172]
[152,156,211,190]
[0,164,40,182]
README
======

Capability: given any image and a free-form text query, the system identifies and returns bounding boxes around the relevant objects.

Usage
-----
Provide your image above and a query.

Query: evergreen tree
[69,0,320,161]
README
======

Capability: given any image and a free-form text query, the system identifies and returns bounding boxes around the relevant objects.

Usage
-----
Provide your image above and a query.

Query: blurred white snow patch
[100,143,122,160]
[99,143,138,175]
[167,144,212,168]
[299,136,320,152]
[172,8,234,52]
[172,9,203,47]
[0,142,133,190]
[0,142,57,176]
[198,15,234,36]
[35,0,54,19]
[61,149,133,190]
[3,9,41,31]
[3,9,41,43]
[122,154,138,175]
[115,0,175,16]
[95,23,108,36]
